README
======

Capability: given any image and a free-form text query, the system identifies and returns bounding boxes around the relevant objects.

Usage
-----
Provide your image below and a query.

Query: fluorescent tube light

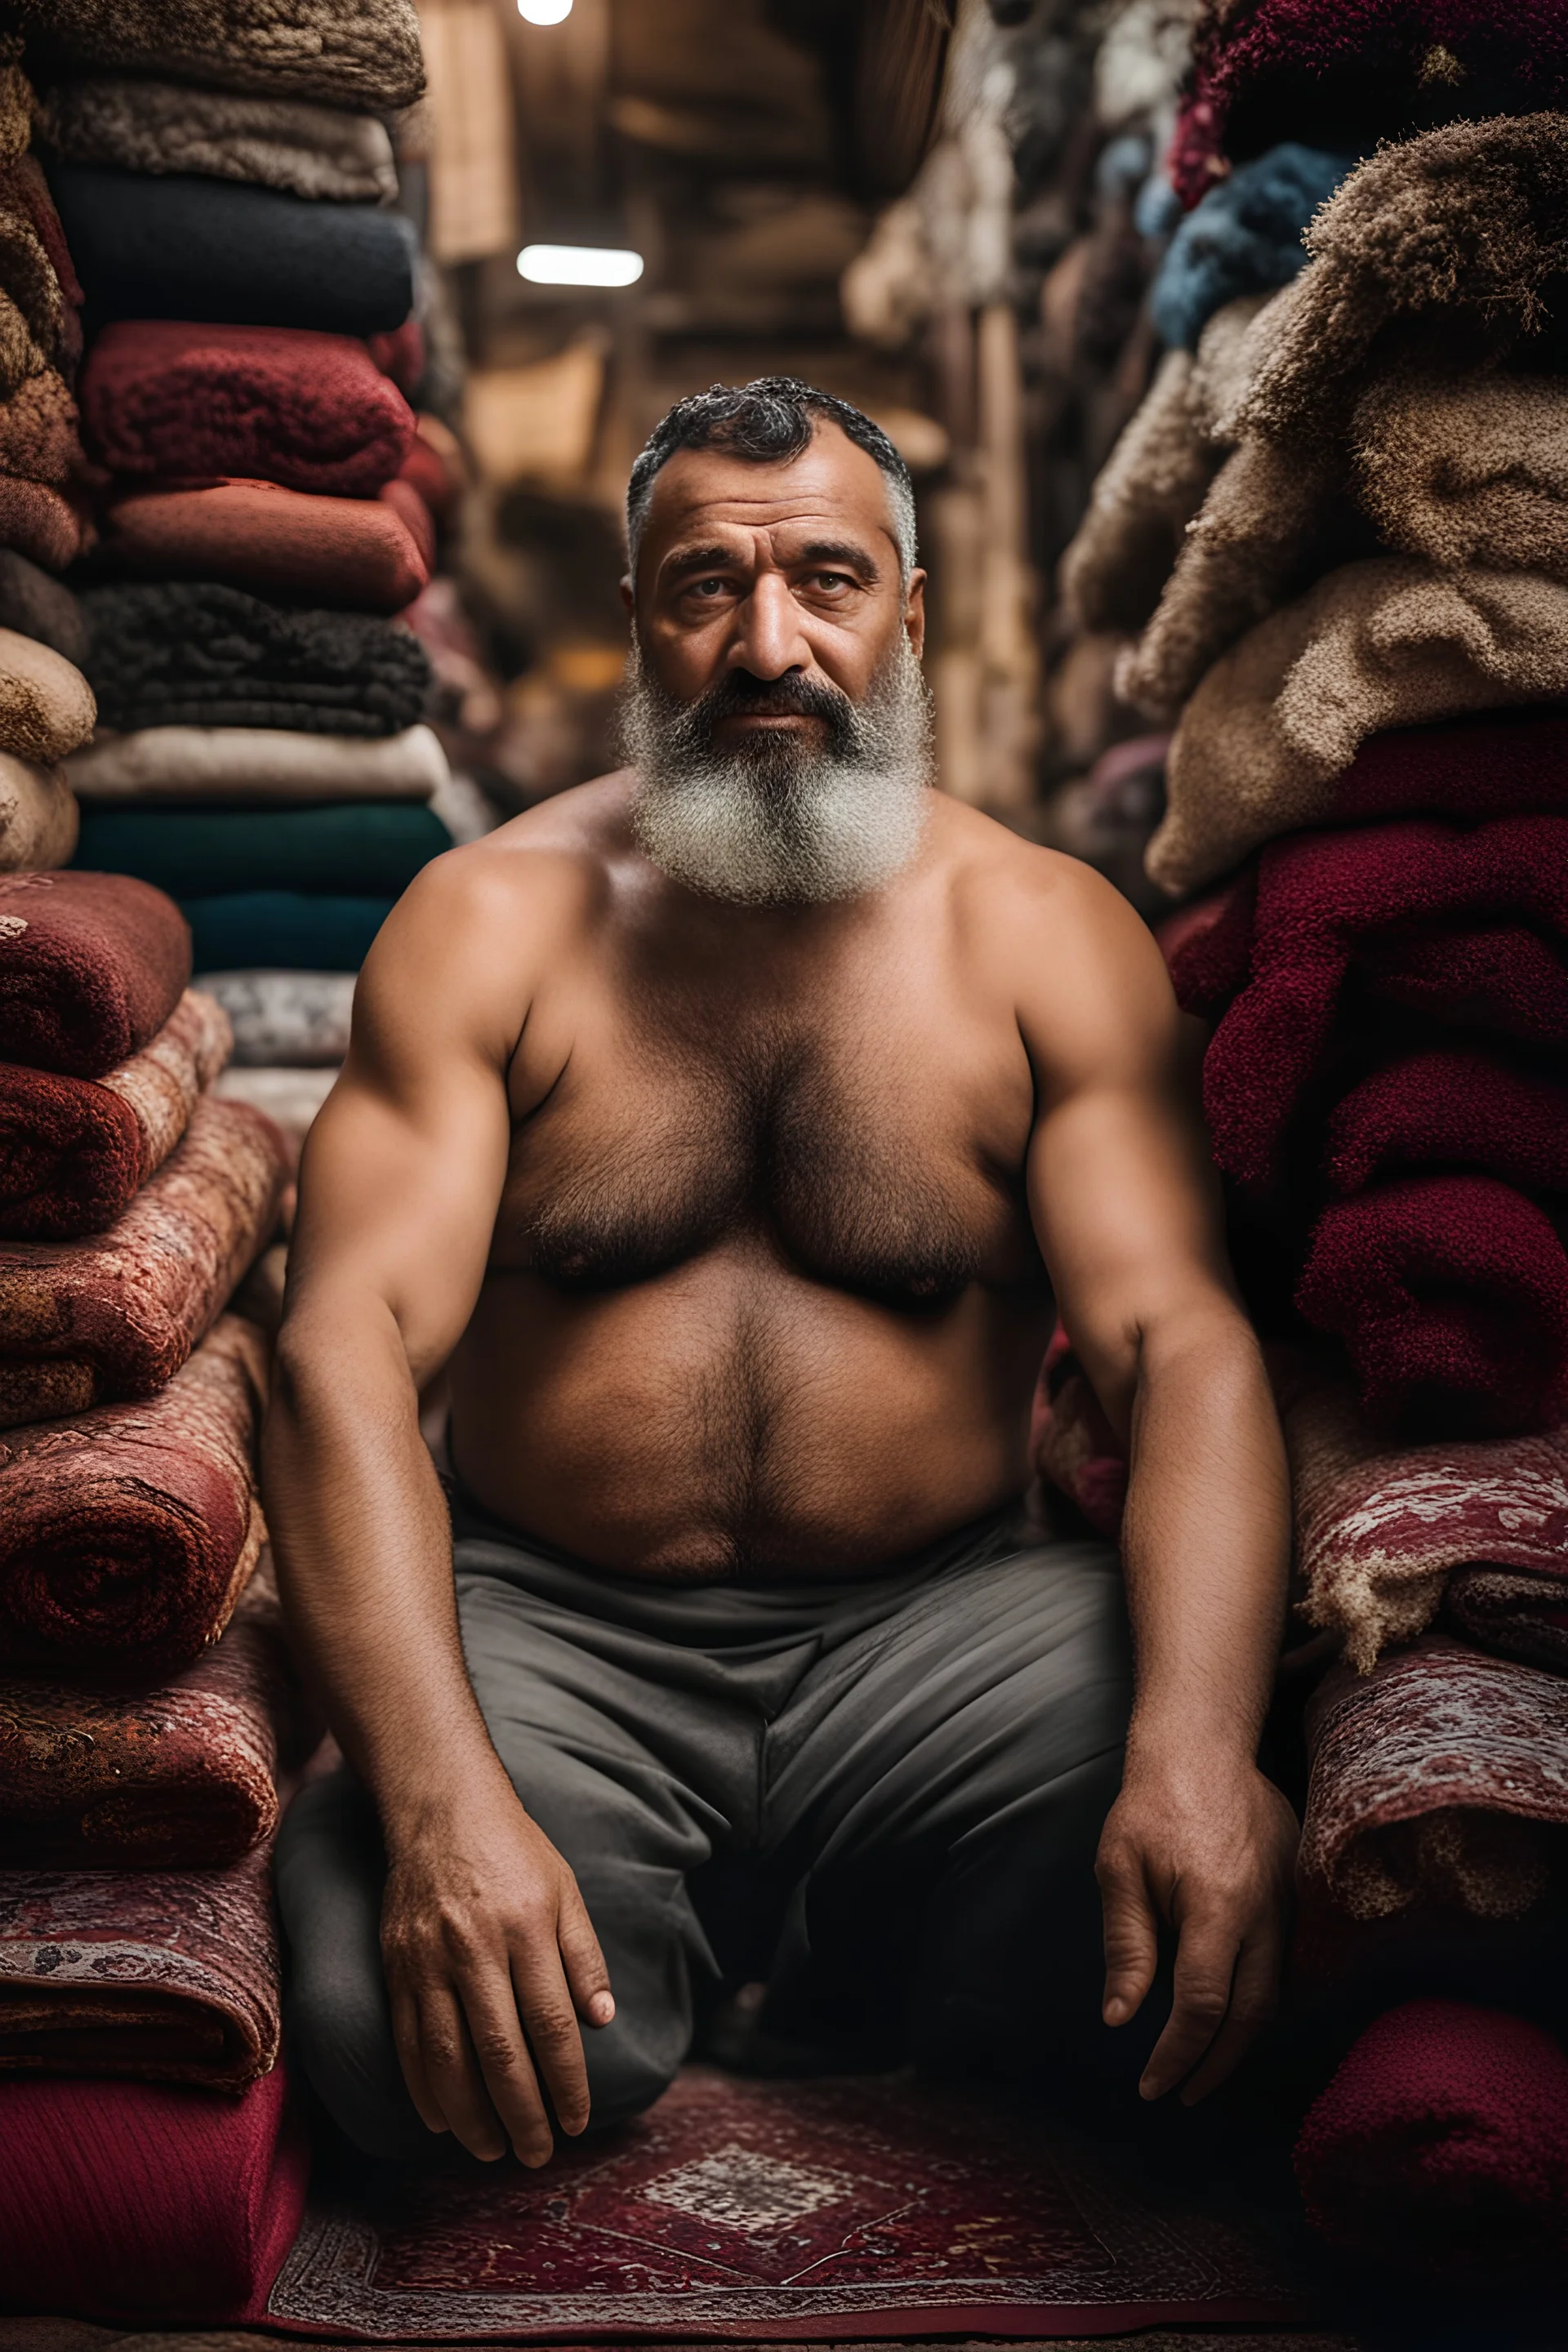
[517,243,644,287]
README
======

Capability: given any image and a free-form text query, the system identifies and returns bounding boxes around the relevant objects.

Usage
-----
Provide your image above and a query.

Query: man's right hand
[379,1780,615,2165]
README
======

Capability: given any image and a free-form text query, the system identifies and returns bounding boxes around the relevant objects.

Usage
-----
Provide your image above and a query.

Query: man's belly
[446,1248,1054,1580]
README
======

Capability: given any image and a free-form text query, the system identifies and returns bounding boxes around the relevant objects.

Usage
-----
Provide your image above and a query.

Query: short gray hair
[626,376,918,585]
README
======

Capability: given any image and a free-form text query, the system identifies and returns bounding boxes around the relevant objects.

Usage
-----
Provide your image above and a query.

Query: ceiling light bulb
[517,243,644,287]
[518,0,572,21]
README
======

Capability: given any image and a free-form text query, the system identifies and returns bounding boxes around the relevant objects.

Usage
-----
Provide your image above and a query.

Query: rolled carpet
[1280,1354,1568,1670]
[0,1840,280,2089]
[100,478,433,613]
[81,319,415,497]
[66,719,448,806]
[1151,143,1355,352]
[14,0,425,111]
[1297,1175,1568,1438]
[0,2063,308,2325]
[0,625,93,765]
[197,970,353,1068]
[0,1094,286,1428]
[212,1065,338,1146]
[1447,1567,1568,1676]
[0,986,231,1239]
[47,164,418,337]
[77,801,452,900]
[0,1315,266,1681]
[39,76,399,204]
[185,895,393,973]
[0,868,190,1079]
[0,1571,307,1868]
[1300,1636,1568,1922]
[1150,562,1568,897]
[0,549,85,666]
[82,581,430,738]
[0,754,76,873]
[1294,1999,1568,2278]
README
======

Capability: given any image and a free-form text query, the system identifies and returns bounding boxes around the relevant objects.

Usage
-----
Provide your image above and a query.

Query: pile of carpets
[1052,0,1568,2284]
[23,3,464,1151]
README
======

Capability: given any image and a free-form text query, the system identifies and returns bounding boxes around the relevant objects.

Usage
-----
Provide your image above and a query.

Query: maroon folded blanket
[0,1841,280,2090]
[101,475,434,612]
[1165,817,1568,1199]
[1031,1327,1128,1541]
[0,1313,267,1681]
[81,319,415,497]
[0,1098,285,1428]
[1301,1636,1568,1922]
[0,985,230,1238]
[0,1568,309,1867]
[1325,1049,1568,1200]
[1294,1998,1568,2278]
[0,868,190,1078]
[1297,1174,1568,1436]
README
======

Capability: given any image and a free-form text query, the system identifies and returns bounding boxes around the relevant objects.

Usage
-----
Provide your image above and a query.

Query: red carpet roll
[0,868,190,1077]
[1295,1998,1568,2277]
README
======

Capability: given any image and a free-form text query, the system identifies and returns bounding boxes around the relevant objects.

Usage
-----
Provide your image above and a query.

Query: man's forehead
[640,422,899,556]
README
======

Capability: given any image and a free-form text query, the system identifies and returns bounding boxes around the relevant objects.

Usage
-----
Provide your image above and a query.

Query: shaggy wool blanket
[39,77,399,203]
[102,478,433,613]
[197,969,354,1068]
[66,719,448,806]
[0,1094,285,1427]
[0,1840,280,2089]
[0,1314,266,1681]
[77,802,452,901]
[81,320,415,497]
[0,755,75,874]
[16,0,424,111]
[81,582,430,738]
[1151,143,1354,352]
[0,550,83,666]
[1170,7,1568,212]
[1325,1047,1568,1203]
[1281,1357,1568,1668]
[1301,1635,1568,1921]
[0,986,230,1238]
[1149,562,1568,896]
[0,157,79,376]
[47,164,417,338]
[0,1567,309,1868]
[0,868,189,1079]
[1294,1999,1568,2278]
[185,895,392,973]
[0,626,93,765]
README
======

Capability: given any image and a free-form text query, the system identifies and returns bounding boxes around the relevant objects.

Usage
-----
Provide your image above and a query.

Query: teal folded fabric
[74,801,452,898]
[180,893,394,972]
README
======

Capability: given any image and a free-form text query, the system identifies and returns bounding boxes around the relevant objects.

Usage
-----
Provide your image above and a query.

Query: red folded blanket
[80,319,416,497]
[1324,1048,1568,1200]
[1297,1174,1568,1436]
[0,984,230,1237]
[1165,817,1568,1198]
[101,474,434,612]
[0,2063,308,2325]
[0,1097,285,1428]
[1301,1636,1568,1922]
[0,868,190,1078]
[1294,1998,1568,2278]
[0,1841,280,2090]
[0,1314,267,1680]
[1031,1326,1128,1541]
[0,1567,308,1866]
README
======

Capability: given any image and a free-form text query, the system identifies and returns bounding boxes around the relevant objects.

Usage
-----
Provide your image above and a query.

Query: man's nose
[727,571,811,681]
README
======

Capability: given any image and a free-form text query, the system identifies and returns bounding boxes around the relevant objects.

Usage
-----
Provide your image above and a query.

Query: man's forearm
[263,1298,511,1831]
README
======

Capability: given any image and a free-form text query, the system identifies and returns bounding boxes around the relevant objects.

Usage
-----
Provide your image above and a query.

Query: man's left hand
[1094,1752,1298,2104]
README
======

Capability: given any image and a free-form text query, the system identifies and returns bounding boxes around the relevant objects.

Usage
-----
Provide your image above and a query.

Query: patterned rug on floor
[265,2066,1304,2342]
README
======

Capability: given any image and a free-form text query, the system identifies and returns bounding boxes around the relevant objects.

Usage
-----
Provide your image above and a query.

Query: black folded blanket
[81,583,430,738]
[45,166,416,337]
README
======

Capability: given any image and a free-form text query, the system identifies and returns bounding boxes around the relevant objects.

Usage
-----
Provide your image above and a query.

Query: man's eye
[810,572,854,591]
[688,577,728,597]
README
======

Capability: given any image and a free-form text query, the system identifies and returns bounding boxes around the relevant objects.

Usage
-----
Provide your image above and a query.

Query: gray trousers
[275,1499,1134,2158]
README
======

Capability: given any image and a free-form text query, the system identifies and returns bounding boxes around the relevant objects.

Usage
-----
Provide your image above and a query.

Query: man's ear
[904,568,927,664]
[620,575,635,615]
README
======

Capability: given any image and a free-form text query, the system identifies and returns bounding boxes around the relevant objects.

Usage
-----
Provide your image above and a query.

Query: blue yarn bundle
[1150,144,1357,352]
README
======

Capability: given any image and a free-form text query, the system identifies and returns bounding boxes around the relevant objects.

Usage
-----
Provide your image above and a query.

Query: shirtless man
[266,378,1295,2171]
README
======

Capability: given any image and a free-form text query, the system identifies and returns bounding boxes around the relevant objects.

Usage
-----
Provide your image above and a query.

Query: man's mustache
[675,669,859,753]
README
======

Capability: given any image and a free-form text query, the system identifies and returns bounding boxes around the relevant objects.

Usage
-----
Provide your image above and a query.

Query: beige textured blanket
[39,78,398,203]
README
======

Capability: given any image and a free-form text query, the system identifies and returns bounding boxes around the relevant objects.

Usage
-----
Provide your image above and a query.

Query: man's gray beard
[620,635,935,907]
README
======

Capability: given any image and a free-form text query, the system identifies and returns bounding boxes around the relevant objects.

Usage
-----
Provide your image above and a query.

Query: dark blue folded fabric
[1151,144,1357,353]
[76,804,452,898]
[180,893,394,973]
[47,166,416,336]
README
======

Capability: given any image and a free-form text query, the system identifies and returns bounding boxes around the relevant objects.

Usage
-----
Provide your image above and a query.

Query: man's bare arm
[1016,859,1295,2105]
[263,850,612,2166]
